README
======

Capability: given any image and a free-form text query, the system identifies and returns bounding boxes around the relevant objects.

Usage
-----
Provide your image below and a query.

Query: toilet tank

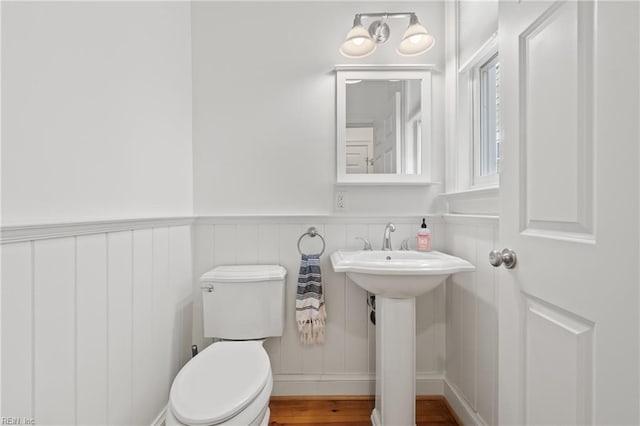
[200,265,287,340]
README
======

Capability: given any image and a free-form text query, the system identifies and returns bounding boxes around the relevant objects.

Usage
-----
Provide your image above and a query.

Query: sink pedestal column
[371,296,416,426]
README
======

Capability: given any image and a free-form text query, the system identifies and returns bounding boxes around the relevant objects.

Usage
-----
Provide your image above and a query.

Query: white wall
[1,222,193,425]
[1,2,193,225]
[193,216,448,395]
[444,216,499,425]
[1,3,194,425]
[440,3,500,422]
[445,1,499,424]
[0,2,497,422]
[191,2,445,216]
[458,1,498,66]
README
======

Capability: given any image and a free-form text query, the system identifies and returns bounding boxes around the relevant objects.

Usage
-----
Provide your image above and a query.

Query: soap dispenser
[417,218,431,251]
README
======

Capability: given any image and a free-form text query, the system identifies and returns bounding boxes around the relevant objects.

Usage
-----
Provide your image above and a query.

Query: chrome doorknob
[489,248,517,269]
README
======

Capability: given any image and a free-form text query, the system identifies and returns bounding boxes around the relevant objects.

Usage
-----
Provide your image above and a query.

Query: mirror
[336,65,434,184]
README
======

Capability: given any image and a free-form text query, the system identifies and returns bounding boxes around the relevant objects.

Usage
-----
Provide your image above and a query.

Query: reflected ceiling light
[339,15,376,58]
[340,12,435,59]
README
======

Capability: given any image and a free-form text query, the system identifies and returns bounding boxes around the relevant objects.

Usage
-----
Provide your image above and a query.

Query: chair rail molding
[1,217,194,243]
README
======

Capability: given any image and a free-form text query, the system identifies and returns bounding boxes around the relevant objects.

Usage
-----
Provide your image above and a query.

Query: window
[475,54,500,183]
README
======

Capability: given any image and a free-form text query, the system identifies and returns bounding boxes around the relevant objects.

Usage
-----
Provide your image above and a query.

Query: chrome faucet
[381,222,396,251]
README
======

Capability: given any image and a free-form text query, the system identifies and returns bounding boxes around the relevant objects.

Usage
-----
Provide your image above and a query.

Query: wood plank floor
[268,396,461,425]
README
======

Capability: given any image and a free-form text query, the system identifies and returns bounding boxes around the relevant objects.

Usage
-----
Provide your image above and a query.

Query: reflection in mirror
[336,66,433,185]
[345,79,422,175]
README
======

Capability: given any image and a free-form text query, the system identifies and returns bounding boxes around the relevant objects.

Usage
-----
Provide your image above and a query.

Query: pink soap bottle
[417,218,431,251]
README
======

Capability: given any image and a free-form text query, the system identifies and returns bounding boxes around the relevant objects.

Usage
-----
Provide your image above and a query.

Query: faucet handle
[400,239,410,251]
[355,237,372,250]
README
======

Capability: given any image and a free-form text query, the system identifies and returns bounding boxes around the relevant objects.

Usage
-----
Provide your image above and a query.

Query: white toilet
[166,264,287,426]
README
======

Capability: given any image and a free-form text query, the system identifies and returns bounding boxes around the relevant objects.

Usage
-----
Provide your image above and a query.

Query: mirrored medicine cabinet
[335,65,435,185]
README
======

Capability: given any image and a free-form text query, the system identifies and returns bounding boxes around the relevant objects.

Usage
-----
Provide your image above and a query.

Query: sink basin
[330,250,475,298]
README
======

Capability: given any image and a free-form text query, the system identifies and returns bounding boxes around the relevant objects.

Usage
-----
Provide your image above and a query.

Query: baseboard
[272,372,445,396]
[151,404,167,426]
[443,378,487,426]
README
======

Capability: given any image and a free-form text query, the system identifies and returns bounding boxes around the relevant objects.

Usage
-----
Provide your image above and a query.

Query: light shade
[340,16,377,58]
[396,15,435,56]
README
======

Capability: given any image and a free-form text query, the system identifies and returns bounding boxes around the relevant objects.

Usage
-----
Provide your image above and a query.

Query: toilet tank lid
[201,264,287,283]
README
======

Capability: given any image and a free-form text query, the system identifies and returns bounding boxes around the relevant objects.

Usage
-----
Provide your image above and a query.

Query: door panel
[525,298,594,425]
[519,1,594,239]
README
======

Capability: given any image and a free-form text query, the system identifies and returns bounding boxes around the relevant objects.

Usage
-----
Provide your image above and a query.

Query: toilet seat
[169,341,272,425]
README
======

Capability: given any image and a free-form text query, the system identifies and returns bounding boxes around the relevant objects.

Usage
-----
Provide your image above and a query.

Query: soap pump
[417,218,431,251]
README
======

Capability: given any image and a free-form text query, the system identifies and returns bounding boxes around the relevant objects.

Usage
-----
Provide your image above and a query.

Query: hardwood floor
[268,395,461,425]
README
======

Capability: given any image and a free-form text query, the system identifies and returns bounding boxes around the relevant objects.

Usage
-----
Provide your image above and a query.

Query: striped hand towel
[296,254,326,345]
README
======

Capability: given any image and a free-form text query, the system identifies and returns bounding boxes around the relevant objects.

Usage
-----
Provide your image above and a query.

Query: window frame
[473,52,500,187]
[458,33,499,189]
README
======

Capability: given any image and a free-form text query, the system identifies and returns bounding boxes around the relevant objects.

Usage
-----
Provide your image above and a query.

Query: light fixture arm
[356,12,414,20]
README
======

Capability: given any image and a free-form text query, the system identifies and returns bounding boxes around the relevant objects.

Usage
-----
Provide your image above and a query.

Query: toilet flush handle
[200,284,214,292]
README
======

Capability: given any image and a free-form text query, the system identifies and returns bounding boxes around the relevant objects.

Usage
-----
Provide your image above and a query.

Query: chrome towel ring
[297,227,326,256]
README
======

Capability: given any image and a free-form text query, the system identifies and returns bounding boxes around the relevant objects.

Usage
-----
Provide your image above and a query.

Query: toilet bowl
[167,341,272,426]
[167,265,286,426]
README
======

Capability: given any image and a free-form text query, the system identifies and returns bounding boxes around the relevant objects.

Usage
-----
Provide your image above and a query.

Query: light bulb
[340,15,376,58]
[397,15,434,57]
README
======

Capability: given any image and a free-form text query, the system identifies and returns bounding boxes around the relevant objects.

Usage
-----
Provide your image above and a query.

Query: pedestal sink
[330,250,474,426]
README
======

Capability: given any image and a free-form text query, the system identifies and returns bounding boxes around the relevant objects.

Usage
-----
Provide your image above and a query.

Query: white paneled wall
[444,216,499,425]
[1,222,193,426]
[193,216,447,395]
[2,215,499,421]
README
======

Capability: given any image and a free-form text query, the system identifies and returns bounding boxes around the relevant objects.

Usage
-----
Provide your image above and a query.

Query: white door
[498,1,639,425]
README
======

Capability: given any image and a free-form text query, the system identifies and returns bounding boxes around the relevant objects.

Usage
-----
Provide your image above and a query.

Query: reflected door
[346,144,371,174]
[346,127,373,174]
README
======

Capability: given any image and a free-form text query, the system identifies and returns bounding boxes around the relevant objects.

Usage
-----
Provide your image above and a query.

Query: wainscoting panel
[33,237,76,425]
[192,216,446,396]
[108,231,134,425]
[76,234,108,425]
[444,216,499,425]
[1,242,33,419]
[321,224,347,375]
[152,227,171,411]
[1,221,193,426]
[344,223,370,376]
[132,229,155,425]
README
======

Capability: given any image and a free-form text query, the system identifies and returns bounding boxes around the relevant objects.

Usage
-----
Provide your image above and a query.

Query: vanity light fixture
[340,12,435,59]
